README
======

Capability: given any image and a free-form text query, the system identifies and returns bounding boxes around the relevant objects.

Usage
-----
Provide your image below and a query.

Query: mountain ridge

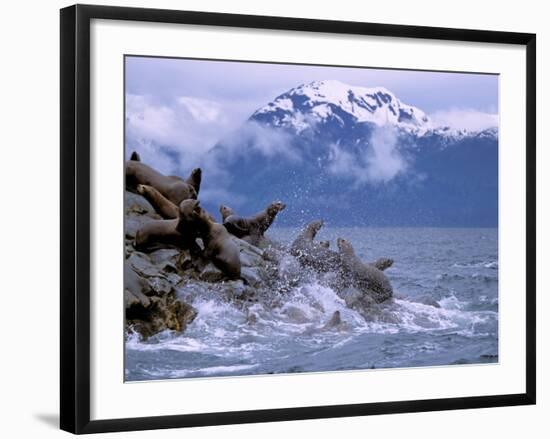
[250,80,497,140]
[201,80,498,227]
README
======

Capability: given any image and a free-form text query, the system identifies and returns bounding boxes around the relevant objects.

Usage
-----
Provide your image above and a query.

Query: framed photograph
[60,4,536,434]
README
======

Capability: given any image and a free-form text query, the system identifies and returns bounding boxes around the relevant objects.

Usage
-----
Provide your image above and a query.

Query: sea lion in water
[319,240,330,249]
[125,152,200,205]
[322,310,350,332]
[220,201,286,246]
[182,200,241,280]
[372,257,394,271]
[290,220,324,250]
[290,220,343,273]
[336,238,393,304]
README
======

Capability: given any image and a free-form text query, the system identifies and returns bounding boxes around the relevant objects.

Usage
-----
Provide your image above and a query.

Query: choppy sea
[125,227,498,381]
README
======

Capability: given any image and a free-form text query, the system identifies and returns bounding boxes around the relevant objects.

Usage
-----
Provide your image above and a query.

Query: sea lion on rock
[137,184,179,219]
[336,238,393,304]
[220,201,286,246]
[125,152,200,204]
[134,218,181,251]
[181,200,241,280]
[167,168,201,195]
[290,220,343,273]
[290,220,324,251]
[219,205,235,222]
[134,198,203,257]
[185,168,202,195]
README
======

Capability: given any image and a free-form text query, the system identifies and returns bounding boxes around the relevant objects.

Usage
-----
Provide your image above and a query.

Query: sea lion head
[130,151,141,161]
[189,168,202,188]
[337,238,355,255]
[319,240,330,248]
[179,199,201,221]
[375,257,394,271]
[329,310,341,325]
[267,200,286,216]
[304,220,324,240]
[219,204,235,220]
[190,167,201,180]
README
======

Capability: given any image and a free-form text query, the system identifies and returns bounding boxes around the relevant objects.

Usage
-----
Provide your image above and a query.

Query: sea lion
[185,168,202,195]
[290,220,343,273]
[292,220,324,244]
[372,257,394,271]
[220,201,286,245]
[134,218,181,251]
[181,200,241,280]
[322,310,350,332]
[130,151,141,161]
[319,240,330,249]
[137,184,179,219]
[336,238,393,304]
[134,198,204,257]
[125,152,200,204]
[166,167,201,194]
[137,183,216,223]
[220,205,235,222]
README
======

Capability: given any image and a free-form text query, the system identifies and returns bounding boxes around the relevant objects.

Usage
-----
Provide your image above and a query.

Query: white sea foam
[126,333,207,353]
[452,260,498,269]
[438,293,467,310]
[126,228,498,381]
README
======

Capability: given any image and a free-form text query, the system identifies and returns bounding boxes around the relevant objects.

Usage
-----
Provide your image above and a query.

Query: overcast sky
[125,55,499,176]
[126,56,498,113]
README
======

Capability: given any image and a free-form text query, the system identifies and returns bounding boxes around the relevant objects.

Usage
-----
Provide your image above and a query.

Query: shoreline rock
[124,190,396,339]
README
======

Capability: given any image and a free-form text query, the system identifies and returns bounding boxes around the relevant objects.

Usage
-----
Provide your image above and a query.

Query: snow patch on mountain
[253,79,431,133]
[252,80,497,140]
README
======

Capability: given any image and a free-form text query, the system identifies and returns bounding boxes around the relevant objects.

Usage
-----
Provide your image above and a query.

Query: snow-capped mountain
[203,81,498,227]
[253,79,432,134]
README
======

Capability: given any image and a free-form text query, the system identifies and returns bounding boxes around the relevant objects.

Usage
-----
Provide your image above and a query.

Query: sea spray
[126,227,498,380]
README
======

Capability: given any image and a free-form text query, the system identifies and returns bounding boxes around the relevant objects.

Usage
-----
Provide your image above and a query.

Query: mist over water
[125,227,498,381]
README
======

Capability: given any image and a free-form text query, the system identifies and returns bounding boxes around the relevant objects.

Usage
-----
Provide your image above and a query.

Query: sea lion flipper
[130,151,141,161]
[224,218,250,237]
[137,184,179,219]
[373,257,394,271]
[186,168,202,195]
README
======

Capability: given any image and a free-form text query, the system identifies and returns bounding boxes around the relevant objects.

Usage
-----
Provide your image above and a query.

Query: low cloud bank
[430,108,498,132]
[328,127,407,185]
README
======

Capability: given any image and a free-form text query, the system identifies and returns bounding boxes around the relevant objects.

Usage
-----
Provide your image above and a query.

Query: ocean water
[125,227,498,381]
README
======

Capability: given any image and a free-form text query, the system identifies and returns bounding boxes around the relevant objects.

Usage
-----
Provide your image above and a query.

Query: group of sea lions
[126,152,394,306]
[220,202,286,246]
[290,220,394,304]
[126,152,286,280]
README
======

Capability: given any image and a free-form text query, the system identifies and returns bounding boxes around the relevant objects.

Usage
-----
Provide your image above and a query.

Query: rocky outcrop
[124,191,275,338]
[125,192,194,338]
[125,191,395,339]
[124,249,197,339]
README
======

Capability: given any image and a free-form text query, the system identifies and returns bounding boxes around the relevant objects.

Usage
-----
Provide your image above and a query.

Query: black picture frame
[60,4,536,434]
